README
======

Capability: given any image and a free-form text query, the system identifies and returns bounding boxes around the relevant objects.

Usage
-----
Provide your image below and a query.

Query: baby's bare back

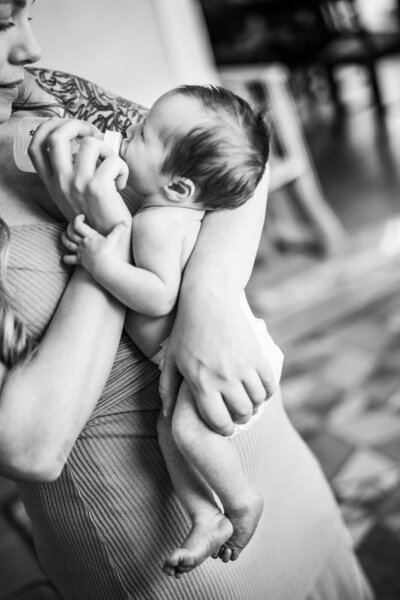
[126,205,204,357]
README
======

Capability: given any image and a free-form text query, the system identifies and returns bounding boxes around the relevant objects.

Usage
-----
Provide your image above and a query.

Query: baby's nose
[126,124,138,140]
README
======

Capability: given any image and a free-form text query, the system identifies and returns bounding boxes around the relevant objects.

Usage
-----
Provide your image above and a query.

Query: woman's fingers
[159,358,182,417]
[73,137,111,184]
[256,355,279,400]
[28,117,65,180]
[194,389,235,436]
[223,382,257,424]
[92,151,129,191]
[74,139,128,191]
[29,117,102,183]
[242,370,269,411]
[47,120,101,175]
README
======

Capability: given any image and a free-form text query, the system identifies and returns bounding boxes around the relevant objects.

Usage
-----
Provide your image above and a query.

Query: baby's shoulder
[133,206,193,235]
[131,208,188,256]
[132,207,176,236]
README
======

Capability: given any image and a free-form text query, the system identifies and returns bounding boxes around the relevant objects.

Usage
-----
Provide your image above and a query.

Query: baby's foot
[218,491,264,563]
[163,512,233,578]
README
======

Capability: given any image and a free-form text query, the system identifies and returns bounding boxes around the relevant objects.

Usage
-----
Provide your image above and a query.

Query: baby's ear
[164,177,195,202]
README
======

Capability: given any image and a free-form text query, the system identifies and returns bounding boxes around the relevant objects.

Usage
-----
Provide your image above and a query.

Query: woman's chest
[7,224,72,339]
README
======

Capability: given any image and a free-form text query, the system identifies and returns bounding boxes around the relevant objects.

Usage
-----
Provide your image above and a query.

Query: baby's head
[121,85,270,209]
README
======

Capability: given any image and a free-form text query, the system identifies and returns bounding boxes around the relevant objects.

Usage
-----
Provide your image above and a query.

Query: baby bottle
[13,116,123,173]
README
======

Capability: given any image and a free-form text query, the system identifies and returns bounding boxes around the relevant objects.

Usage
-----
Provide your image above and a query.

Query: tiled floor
[245,57,400,599]
[249,222,400,550]
[276,293,400,600]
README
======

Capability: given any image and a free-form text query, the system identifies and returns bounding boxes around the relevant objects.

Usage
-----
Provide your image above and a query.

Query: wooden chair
[315,0,400,115]
[220,64,346,254]
[201,0,400,115]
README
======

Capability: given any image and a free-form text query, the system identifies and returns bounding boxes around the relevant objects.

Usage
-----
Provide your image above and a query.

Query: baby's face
[120,91,206,195]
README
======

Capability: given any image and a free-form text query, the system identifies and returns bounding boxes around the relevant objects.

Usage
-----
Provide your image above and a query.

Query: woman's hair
[161,85,270,210]
[12,86,66,117]
[0,219,34,369]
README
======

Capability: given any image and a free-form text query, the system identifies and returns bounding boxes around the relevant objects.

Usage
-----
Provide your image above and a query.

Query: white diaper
[151,294,284,438]
[151,339,169,370]
[229,316,283,438]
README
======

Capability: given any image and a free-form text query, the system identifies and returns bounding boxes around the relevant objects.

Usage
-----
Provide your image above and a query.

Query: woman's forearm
[89,257,176,317]
[181,167,269,297]
[0,268,125,482]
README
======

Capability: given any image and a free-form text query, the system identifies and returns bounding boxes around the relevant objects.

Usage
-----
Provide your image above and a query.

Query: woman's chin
[0,100,13,125]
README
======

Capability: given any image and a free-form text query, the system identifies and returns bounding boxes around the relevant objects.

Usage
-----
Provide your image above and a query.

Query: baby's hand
[62,214,128,273]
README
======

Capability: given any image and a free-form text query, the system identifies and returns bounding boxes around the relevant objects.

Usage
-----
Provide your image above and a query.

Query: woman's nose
[9,27,42,66]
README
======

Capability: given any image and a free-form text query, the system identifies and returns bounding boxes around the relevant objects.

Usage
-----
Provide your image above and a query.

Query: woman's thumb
[159,357,182,417]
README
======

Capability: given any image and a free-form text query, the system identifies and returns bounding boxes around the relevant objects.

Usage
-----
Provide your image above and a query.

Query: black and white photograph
[0,1,399,598]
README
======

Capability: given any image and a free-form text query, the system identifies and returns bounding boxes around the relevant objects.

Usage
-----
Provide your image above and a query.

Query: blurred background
[1,1,400,598]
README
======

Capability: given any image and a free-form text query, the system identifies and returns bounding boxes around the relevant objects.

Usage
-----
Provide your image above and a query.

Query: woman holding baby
[0,1,373,598]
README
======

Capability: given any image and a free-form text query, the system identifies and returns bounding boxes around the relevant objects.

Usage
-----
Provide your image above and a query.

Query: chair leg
[219,65,346,253]
[367,62,385,115]
[325,66,345,114]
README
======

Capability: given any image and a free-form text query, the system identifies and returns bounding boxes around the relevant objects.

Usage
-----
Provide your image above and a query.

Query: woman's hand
[28,118,131,233]
[160,290,278,436]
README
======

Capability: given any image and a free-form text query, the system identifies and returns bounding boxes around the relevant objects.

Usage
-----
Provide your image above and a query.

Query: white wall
[32,0,219,107]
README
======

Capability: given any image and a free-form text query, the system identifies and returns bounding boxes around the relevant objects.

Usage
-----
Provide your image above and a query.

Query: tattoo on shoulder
[27,67,148,134]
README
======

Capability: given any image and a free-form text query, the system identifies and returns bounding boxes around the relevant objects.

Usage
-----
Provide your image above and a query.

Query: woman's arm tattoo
[27,67,147,133]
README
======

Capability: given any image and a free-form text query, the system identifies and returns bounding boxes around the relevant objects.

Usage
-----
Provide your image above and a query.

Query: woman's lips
[0,86,19,99]
[0,80,24,99]
[0,79,24,88]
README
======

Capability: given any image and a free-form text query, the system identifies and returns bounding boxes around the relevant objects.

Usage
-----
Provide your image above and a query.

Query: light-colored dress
[6,186,374,600]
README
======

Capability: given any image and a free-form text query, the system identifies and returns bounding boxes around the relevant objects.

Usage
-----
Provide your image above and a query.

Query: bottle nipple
[103,130,123,156]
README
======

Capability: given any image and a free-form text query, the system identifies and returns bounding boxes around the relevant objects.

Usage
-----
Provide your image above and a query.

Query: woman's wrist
[114,223,132,262]
[179,275,241,312]
[71,264,122,308]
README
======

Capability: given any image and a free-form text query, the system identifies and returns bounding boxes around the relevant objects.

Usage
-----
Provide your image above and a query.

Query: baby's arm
[63,212,184,318]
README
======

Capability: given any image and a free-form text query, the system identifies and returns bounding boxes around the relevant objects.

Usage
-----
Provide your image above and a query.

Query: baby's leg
[157,412,233,578]
[171,382,264,563]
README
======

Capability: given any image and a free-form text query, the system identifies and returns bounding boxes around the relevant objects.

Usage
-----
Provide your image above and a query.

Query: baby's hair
[0,219,34,370]
[161,85,270,210]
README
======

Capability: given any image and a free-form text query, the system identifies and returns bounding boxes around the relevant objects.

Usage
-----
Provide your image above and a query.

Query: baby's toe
[165,551,180,568]
[178,551,196,571]
[219,545,232,563]
[230,548,241,561]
